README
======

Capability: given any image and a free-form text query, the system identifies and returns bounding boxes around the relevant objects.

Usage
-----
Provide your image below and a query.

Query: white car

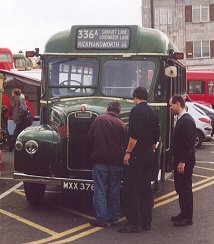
[185,102,212,148]
[191,102,214,136]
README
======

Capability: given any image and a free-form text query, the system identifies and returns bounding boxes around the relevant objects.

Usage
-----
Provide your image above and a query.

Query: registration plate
[62,181,94,191]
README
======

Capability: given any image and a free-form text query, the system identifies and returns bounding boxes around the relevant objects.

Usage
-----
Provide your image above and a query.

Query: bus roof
[44,25,180,55]
[13,53,26,59]
[187,70,214,74]
[187,70,214,79]
[0,48,13,55]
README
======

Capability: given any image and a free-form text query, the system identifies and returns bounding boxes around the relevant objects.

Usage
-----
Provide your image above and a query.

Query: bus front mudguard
[14,125,61,176]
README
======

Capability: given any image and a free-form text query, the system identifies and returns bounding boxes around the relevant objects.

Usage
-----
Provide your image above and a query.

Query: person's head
[169,94,185,115]
[132,86,148,104]
[12,88,21,97]
[107,101,121,115]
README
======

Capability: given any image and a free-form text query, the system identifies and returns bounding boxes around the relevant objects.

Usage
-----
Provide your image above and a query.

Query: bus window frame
[100,57,158,99]
[187,80,205,94]
[208,81,214,95]
[45,56,100,98]
[0,53,12,63]
[154,64,168,101]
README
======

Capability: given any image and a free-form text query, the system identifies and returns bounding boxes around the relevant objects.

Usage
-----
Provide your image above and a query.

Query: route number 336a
[77,30,98,39]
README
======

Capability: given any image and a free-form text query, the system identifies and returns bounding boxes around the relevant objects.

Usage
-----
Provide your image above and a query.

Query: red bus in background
[0,48,14,70]
[186,70,214,108]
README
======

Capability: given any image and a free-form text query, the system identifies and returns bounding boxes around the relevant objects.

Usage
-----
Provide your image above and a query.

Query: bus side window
[208,81,214,94]
[155,72,166,100]
[188,81,205,94]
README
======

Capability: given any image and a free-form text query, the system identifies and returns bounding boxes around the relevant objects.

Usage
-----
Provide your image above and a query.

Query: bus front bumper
[13,172,93,185]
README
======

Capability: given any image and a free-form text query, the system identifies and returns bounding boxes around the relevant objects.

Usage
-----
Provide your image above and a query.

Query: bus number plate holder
[62,181,94,191]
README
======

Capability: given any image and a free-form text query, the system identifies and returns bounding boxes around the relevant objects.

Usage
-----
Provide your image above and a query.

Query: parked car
[192,102,214,136]
[185,102,212,148]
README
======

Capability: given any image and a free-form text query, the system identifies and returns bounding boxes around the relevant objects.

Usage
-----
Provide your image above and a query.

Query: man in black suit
[169,94,196,226]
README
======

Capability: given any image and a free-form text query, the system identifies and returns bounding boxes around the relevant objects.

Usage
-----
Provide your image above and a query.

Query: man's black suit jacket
[172,113,196,166]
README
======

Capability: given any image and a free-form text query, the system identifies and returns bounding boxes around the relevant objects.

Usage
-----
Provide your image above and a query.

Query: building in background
[142,0,214,70]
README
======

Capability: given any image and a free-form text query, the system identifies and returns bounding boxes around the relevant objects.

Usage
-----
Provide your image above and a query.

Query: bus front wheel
[24,182,46,206]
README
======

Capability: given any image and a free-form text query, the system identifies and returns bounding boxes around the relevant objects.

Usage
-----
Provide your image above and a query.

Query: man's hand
[152,144,156,152]
[123,153,130,166]
[177,162,185,174]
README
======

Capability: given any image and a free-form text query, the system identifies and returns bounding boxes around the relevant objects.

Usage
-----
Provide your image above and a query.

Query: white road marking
[201,142,214,145]
[0,177,14,180]
[0,182,23,200]
[196,161,214,165]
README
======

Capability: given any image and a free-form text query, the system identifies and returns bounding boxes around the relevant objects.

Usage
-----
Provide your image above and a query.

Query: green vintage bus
[14,25,186,205]
[13,53,33,71]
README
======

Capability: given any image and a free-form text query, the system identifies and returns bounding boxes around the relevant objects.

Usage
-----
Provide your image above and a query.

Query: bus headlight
[25,140,39,155]
[15,141,23,151]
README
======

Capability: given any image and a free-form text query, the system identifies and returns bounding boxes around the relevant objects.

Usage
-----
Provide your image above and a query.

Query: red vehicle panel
[186,70,214,108]
[0,48,14,70]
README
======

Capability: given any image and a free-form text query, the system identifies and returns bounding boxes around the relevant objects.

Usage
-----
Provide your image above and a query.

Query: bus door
[162,64,185,179]
[165,64,186,175]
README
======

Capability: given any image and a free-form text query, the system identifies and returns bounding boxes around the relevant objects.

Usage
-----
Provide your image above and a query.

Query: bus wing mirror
[165,66,177,78]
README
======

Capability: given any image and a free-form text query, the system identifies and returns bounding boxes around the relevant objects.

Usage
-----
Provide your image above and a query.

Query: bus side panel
[186,71,214,107]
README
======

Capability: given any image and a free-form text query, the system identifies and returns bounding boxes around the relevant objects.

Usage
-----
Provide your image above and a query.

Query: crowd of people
[0,87,35,165]
[88,86,196,232]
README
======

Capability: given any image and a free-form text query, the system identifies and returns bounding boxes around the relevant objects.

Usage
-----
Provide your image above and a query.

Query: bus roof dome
[44,25,180,55]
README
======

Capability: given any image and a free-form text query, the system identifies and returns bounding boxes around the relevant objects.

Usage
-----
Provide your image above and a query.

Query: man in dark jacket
[118,86,160,233]
[88,101,127,227]
[10,88,28,150]
[169,94,196,226]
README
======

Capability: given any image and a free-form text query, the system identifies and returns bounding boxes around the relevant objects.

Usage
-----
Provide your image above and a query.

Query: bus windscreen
[48,58,98,97]
[101,60,155,98]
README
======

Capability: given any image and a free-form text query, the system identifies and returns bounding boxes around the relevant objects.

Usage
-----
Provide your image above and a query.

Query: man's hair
[12,88,21,96]
[171,94,185,108]
[132,86,148,100]
[107,101,121,115]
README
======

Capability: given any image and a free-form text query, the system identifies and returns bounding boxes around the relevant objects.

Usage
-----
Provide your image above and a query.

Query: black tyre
[195,130,203,149]
[24,182,46,206]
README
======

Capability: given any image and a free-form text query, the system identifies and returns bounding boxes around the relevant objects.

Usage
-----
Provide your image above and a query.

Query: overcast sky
[0,0,142,54]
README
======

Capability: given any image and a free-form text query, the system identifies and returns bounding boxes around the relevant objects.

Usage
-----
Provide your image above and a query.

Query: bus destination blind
[76,27,130,50]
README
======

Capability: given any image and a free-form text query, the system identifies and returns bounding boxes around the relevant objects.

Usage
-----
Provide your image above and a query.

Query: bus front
[14,25,186,205]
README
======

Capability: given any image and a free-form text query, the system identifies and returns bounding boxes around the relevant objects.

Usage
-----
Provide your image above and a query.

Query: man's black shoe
[171,213,182,221]
[142,225,151,230]
[90,219,107,227]
[118,223,142,233]
[108,219,119,226]
[173,218,193,226]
